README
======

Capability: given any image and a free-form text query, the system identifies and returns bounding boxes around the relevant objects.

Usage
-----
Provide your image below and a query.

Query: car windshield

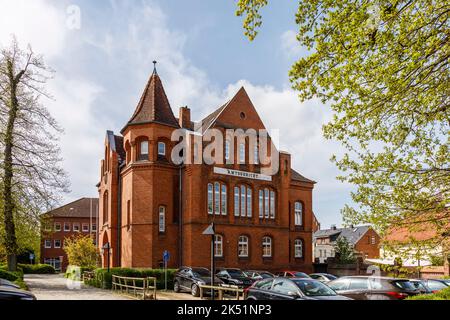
[228,269,245,277]
[392,280,417,291]
[293,280,337,296]
[293,272,310,278]
[325,274,338,280]
[192,268,210,277]
[426,280,448,290]
[441,279,450,286]
[260,273,273,279]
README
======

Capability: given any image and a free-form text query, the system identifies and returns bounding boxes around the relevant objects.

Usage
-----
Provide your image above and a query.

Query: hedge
[18,264,55,274]
[407,286,450,300]
[85,267,177,290]
[0,266,27,289]
[0,268,20,281]
[65,265,94,280]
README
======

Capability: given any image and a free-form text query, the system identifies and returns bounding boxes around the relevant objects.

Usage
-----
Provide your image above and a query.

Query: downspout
[178,166,183,267]
[117,164,122,267]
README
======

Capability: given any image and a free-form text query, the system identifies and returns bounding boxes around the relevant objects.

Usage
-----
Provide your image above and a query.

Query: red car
[275,271,311,278]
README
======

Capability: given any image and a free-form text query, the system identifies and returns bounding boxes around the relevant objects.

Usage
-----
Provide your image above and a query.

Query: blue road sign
[163,250,170,262]
[29,253,35,260]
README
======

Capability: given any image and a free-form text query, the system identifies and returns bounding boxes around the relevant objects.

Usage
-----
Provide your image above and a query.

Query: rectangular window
[82,223,89,232]
[214,183,220,215]
[44,223,52,232]
[239,143,245,163]
[264,189,269,218]
[54,240,61,248]
[158,142,166,156]
[247,188,252,217]
[207,184,213,215]
[44,240,52,248]
[254,145,259,164]
[295,202,303,226]
[54,222,61,232]
[259,190,264,218]
[225,141,230,161]
[214,235,223,257]
[238,236,249,257]
[73,223,80,232]
[240,185,246,217]
[221,185,227,215]
[64,223,71,232]
[91,224,97,232]
[371,236,376,245]
[159,206,165,233]
[270,191,275,218]
[234,187,240,216]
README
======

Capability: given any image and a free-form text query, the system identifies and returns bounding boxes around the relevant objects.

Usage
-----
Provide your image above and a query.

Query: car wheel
[174,281,180,293]
[191,284,200,297]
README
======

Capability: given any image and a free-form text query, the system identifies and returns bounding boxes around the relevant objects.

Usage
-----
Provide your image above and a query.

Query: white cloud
[280,30,302,59]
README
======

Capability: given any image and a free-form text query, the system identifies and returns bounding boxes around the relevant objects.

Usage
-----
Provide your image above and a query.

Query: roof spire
[152,60,158,75]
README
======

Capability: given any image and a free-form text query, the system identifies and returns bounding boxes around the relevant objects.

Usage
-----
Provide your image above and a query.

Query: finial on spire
[152,60,158,74]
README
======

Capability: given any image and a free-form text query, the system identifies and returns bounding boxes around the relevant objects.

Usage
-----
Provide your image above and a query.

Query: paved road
[24,274,201,300]
[24,274,131,300]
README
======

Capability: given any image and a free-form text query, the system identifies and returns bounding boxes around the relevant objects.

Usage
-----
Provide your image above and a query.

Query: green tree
[236,1,449,249]
[64,235,99,269]
[0,37,69,271]
[334,237,356,264]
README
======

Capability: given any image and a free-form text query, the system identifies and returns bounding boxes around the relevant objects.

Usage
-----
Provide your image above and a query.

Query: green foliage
[64,235,99,269]
[333,237,356,264]
[86,268,177,290]
[429,254,445,266]
[236,0,450,248]
[18,263,55,274]
[65,265,94,281]
[0,268,20,281]
[236,0,268,41]
[407,286,450,300]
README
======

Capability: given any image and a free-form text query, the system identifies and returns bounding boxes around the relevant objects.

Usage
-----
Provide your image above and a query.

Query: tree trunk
[3,59,20,272]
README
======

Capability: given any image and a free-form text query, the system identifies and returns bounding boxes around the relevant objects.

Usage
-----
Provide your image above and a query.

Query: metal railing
[112,275,157,300]
[199,284,245,300]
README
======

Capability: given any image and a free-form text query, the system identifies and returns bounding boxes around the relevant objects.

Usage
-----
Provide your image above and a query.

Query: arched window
[159,206,166,233]
[158,141,166,156]
[294,239,303,258]
[238,235,249,257]
[253,144,259,164]
[225,140,230,161]
[139,140,149,160]
[214,234,223,257]
[262,236,272,258]
[239,142,245,163]
[259,188,276,219]
[103,191,108,224]
[207,182,227,215]
[294,202,303,226]
[234,185,252,217]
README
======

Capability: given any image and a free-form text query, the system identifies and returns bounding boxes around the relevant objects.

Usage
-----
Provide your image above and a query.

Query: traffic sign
[163,250,170,262]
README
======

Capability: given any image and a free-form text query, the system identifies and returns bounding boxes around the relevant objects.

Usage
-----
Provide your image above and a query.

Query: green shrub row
[407,286,450,300]
[18,264,55,274]
[85,267,178,290]
[0,265,24,281]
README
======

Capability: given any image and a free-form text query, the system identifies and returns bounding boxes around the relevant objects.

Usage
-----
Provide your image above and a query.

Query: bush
[65,265,94,280]
[64,235,99,269]
[407,286,450,300]
[18,264,55,274]
[86,268,177,290]
[0,268,19,281]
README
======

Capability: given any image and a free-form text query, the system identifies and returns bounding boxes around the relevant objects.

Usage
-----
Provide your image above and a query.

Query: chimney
[179,106,191,129]
[331,225,337,230]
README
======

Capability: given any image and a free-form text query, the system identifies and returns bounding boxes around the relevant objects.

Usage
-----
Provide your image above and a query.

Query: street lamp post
[202,223,215,300]
[102,242,111,272]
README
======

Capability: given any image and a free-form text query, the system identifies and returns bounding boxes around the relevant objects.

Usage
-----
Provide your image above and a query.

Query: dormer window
[139,140,149,160]
[158,142,166,156]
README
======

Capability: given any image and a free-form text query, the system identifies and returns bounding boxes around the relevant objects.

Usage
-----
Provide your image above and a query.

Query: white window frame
[259,190,264,218]
[294,239,303,258]
[140,140,149,158]
[253,144,259,164]
[64,223,71,232]
[270,191,275,219]
[239,142,245,163]
[207,183,214,215]
[44,240,52,249]
[91,224,97,232]
[214,182,220,215]
[221,184,227,215]
[214,235,223,257]
[246,188,252,217]
[225,140,230,161]
[54,239,61,249]
[295,202,303,226]
[238,235,249,257]
[54,222,61,232]
[240,185,246,217]
[82,223,89,232]
[158,142,166,156]
[73,223,80,232]
[159,206,166,233]
[262,236,272,258]
[234,187,240,217]
[264,189,270,218]
[371,236,376,245]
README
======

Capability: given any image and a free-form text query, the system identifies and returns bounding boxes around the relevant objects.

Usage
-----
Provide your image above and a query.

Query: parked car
[0,286,36,300]
[309,273,338,283]
[245,277,352,300]
[409,279,433,294]
[275,271,311,278]
[243,270,275,281]
[421,279,449,293]
[0,278,20,289]
[327,276,420,300]
[173,267,224,297]
[216,268,254,288]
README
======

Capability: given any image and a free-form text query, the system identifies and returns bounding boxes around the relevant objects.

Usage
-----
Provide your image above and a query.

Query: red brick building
[98,69,317,272]
[41,198,98,272]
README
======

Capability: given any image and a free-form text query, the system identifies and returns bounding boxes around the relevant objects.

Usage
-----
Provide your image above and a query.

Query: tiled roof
[314,225,371,245]
[291,169,316,184]
[124,72,179,130]
[44,198,99,218]
[114,135,125,164]
[197,101,230,133]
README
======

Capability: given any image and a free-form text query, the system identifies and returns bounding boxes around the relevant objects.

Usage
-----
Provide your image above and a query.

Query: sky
[0,0,355,228]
